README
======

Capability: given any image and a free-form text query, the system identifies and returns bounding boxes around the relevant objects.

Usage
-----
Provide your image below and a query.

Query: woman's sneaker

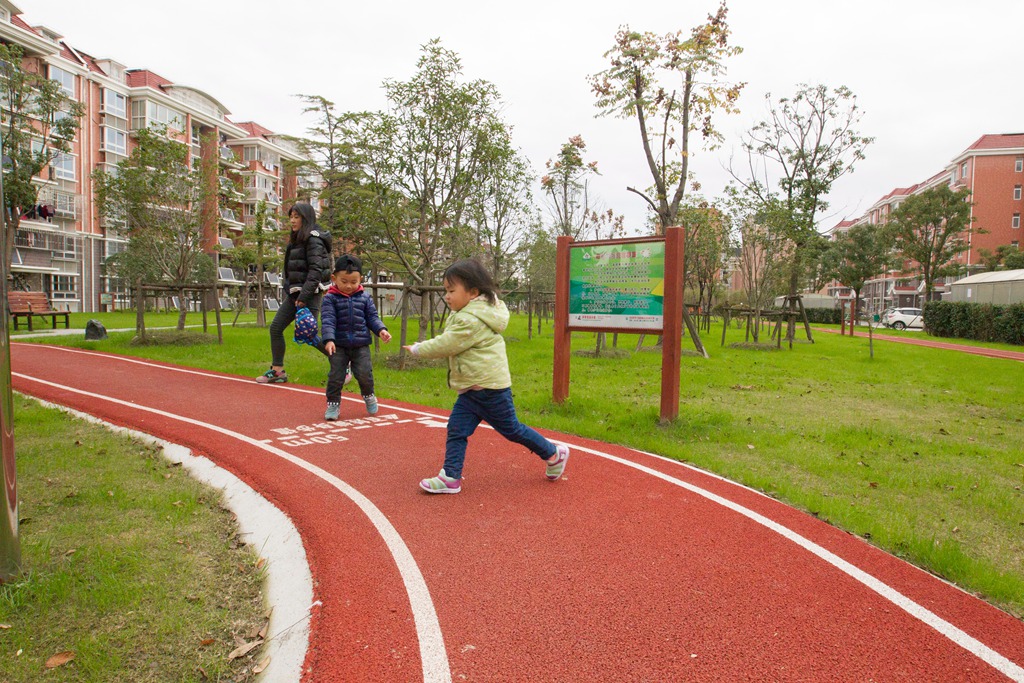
[363,394,378,415]
[545,444,570,481]
[420,469,461,494]
[256,368,287,384]
[324,402,341,421]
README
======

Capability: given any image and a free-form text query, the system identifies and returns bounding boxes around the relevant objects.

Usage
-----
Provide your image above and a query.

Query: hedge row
[802,308,842,325]
[923,301,1024,345]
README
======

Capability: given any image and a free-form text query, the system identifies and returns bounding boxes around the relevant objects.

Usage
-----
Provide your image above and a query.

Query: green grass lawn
[14,310,1024,622]
[0,397,267,682]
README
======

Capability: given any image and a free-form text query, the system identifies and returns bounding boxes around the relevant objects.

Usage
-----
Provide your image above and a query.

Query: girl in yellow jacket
[404,259,570,494]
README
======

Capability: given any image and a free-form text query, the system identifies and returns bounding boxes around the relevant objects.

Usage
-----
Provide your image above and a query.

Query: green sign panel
[568,241,665,331]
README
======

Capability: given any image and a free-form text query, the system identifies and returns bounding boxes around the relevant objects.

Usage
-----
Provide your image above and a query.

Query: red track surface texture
[11,343,1024,683]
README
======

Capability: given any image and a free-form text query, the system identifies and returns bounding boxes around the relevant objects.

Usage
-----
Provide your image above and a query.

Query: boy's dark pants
[326,345,374,402]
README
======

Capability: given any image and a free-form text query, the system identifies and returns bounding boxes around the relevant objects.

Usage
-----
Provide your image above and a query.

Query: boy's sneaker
[419,469,461,494]
[545,444,570,481]
[256,368,287,384]
[324,402,340,421]
[363,394,378,415]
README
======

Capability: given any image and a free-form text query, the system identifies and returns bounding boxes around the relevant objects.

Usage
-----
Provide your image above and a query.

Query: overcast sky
[26,0,1024,234]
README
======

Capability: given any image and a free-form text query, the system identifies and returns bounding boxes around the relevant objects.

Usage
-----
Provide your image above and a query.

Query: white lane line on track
[13,370,452,683]
[15,345,1024,682]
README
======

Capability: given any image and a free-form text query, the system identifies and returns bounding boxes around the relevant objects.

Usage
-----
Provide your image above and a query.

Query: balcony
[218,177,244,199]
[219,146,243,169]
[219,207,243,226]
[217,267,245,285]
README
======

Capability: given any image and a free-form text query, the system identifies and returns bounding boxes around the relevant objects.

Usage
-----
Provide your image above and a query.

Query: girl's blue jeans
[443,387,555,480]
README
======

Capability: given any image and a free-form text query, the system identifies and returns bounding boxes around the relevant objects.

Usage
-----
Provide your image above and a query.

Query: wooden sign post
[553,227,685,423]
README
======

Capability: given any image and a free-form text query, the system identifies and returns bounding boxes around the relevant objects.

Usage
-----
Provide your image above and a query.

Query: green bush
[802,307,842,324]
[924,301,1024,345]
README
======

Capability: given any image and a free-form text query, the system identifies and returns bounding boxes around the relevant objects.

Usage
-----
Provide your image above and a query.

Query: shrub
[800,307,842,324]
[924,301,1024,345]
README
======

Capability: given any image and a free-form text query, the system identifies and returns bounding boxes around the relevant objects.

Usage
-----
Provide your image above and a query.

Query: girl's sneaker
[324,402,340,421]
[545,444,570,481]
[256,368,287,384]
[363,394,378,415]
[420,469,461,494]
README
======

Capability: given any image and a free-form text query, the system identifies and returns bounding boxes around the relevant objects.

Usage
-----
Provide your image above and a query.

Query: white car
[884,307,923,330]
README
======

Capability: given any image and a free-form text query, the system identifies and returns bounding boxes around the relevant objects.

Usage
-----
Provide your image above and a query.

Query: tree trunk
[177,287,188,331]
[3,215,20,272]
[135,279,146,342]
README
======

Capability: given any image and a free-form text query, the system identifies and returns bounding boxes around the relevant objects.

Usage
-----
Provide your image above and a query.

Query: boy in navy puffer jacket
[320,254,392,420]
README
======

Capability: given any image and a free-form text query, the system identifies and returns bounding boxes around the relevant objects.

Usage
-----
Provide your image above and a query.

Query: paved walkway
[11,343,1024,682]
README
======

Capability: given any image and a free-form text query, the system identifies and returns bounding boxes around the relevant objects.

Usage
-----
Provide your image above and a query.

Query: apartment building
[0,1,309,313]
[826,133,1024,314]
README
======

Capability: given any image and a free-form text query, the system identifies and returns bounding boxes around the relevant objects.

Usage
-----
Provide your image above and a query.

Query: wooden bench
[8,291,70,331]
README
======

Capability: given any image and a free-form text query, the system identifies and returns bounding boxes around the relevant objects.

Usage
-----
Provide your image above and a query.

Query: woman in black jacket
[256,202,332,383]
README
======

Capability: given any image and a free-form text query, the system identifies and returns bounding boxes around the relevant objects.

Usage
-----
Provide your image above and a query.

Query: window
[243,146,261,162]
[52,152,75,180]
[104,128,127,155]
[49,65,75,98]
[1016,186,1022,201]
[1014,213,1021,229]
[131,100,146,130]
[1013,240,1020,248]
[130,99,184,131]
[960,161,968,178]
[55,191,76,217]
[102,89,126,118]
[148,101,183,130]
[191,125,201,147]
[1016,158,1023,173]
[51,275,76,294]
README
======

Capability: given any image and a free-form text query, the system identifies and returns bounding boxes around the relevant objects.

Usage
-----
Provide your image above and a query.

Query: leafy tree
[978,244,1024,271]
[288,95,369,248]
[678,199,731,329]
[730,83,872,341]
[94,126,215,338]
[358,39,510,339]
[589,3,743,232]
[823,223,893,355]
[0,44,85,268]
[724,193,790,341]
[463,127,535,287]
[888,184,973,302]
[541,135,602,240]
[228,199,284,327]
[517,224,557,295]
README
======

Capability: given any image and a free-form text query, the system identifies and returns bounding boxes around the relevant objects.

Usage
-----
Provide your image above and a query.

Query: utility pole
[0,124,21,580]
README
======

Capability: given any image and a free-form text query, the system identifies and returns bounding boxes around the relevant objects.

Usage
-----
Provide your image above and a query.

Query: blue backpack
[293,307,321,346]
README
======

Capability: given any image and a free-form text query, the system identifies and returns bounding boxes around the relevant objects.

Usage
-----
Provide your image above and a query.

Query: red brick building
[0,1,310,312]
[825,134,1024,315]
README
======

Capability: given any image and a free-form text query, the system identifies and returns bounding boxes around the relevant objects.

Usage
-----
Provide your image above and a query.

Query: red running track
[11,343,1024,682]
[815,327,1024,362]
